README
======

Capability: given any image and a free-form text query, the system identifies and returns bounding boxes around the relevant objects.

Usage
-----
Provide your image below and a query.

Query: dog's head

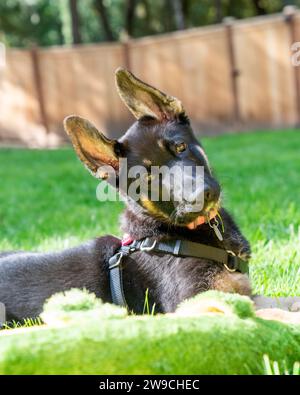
[64,68,220,228]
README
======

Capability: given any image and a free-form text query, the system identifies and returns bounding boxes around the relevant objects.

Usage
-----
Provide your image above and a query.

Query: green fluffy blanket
[0,290,299,375]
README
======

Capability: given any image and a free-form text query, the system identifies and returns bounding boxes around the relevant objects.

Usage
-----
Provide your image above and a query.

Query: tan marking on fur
[64,116,119,174]
[143,159,152,166]
[158,139,165,150]
[140,196,169,219]
[213,271,251,296]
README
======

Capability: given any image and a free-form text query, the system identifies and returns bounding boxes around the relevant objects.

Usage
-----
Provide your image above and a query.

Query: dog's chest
[121,252,223,313]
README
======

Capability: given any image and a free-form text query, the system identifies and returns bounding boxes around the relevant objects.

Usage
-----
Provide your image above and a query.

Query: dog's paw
[291,302,300,312]
[256,308,300,325]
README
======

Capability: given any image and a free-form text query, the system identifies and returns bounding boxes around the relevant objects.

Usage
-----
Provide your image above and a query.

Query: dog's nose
[183,182,220,208]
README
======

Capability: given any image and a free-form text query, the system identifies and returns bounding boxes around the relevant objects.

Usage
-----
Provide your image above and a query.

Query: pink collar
[121,234,134,246]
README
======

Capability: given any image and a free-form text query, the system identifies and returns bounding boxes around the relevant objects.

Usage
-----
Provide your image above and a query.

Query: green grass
[1,290,300,375]
[263,355,300,375]
[0,130,299,296]
[1,317,43,330]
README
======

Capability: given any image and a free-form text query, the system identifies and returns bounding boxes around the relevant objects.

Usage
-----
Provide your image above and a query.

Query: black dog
[0,68,251,321]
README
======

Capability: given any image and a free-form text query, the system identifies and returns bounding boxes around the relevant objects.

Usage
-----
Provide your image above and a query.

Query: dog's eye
[175,142,187,153]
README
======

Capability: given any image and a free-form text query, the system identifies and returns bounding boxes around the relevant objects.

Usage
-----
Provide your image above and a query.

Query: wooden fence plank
[1,11,300,146]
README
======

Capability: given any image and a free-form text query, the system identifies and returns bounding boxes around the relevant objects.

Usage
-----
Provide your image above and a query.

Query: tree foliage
[0,0,296,48]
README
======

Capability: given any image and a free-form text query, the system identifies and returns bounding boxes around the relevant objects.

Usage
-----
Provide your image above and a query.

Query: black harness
[108,237,249,308]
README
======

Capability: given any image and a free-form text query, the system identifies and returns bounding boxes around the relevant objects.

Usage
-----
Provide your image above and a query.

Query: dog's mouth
[173,203,220,229]
[186,208,218,229]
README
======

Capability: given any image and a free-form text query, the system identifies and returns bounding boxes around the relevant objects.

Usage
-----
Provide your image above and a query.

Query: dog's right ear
[64,115,120,179]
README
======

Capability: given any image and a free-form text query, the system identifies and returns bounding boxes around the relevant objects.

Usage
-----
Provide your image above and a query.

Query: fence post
[284,5,300,127]
[30,46,49,134]
[224,17,240,124]
[121,34,131,70]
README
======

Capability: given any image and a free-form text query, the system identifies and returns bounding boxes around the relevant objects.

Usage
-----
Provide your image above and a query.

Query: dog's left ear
[115,68,185,121]
[64,115,120,179]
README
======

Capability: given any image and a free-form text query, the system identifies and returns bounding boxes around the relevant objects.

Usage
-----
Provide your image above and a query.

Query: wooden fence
[1,8,300,147]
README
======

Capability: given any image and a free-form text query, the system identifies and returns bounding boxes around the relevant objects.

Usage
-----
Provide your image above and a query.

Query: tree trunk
[125,0,137,37]
[214,0,222,23]
[140,0,152,35]
[94,0,115,41]
[172,0,185,30]
[69,0,81,44]
[252,0,267,15]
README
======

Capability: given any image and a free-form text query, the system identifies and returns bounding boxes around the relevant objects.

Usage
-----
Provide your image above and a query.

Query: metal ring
[224,250,237,272]
[208,216,219,229]
[224,263,236,273]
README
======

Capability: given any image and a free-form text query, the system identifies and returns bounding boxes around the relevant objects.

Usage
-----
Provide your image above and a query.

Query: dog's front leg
[252,295,300,323]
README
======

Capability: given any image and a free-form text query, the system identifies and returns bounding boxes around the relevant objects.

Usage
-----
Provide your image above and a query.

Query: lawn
[0,130,299,297]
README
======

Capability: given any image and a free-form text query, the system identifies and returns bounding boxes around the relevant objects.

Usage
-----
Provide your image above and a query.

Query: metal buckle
[108,252,123,270]
[129,240,138,252]
[224,250,237,272]
[140,239,157,252]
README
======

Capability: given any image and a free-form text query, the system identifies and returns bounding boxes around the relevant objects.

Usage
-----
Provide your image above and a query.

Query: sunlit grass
[263,354,300,375]
[2,317,43,330]
[0,130,299,296]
